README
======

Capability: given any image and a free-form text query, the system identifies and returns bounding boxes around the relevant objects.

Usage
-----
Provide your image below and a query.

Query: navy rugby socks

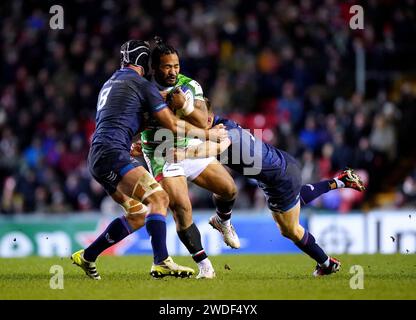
[299,181,333,205]
[83,216,133,262]
[177,223,208,263]
[295,231,329,265]
[145,213,169,264]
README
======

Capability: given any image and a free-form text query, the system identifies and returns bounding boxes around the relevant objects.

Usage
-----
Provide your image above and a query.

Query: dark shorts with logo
[88,144,143,195]
[257,151,302,213]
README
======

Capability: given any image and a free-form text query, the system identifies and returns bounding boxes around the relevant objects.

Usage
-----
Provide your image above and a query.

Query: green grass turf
[0,254,415,300]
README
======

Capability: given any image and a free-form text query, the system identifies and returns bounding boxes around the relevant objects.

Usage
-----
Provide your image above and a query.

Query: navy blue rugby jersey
[212,115,287,184]
[91,67,167,152]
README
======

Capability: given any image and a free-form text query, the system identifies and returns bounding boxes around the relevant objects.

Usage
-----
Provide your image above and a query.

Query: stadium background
[0,0,415,258]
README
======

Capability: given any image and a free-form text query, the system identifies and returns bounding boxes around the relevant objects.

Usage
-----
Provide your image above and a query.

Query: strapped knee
[131,171,164,202]
[121,199,148,216]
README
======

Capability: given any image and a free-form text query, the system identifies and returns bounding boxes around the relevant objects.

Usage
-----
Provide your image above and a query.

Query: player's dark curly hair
[151,36,179,68]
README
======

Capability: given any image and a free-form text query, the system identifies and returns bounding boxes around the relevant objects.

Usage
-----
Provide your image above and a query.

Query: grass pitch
[0,254,415,300]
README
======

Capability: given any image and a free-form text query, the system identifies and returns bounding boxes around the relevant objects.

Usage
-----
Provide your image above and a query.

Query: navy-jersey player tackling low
[71,40,225,280]
[215,117,302,213]
[170,98,365,276]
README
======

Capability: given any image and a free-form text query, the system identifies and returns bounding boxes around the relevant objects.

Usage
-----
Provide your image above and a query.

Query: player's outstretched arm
[187,135,231,159]
[153,107,226,142]
[168,138,231,162]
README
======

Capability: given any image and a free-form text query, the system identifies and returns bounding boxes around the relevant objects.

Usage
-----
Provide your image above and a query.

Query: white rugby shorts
[163,139,215,181]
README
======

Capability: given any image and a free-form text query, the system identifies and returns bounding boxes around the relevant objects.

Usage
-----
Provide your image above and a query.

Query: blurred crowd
[396,169,416,208]
[1,0,415,214]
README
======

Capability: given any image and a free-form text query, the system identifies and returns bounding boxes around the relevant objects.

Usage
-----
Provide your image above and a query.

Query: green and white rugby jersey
[140,74,204,179]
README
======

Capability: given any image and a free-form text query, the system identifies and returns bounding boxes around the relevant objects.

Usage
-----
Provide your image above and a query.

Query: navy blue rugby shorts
[257,150,302,213]
[88,144,144,195]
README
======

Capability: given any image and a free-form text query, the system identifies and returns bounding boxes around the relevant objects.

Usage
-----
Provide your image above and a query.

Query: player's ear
[207,116,212,129]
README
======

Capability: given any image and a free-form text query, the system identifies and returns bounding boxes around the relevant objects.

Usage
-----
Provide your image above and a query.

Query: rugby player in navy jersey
[168,97,365,276]
[71,40,227,280]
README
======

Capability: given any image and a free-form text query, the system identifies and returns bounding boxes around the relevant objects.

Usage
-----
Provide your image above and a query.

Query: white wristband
[180,97,195,116]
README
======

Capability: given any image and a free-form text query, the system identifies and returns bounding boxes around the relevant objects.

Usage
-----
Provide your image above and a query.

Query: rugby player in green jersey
[139,38,240,279]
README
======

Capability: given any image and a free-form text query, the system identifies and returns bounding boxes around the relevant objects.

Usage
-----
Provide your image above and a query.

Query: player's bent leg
[193,162,238,200]
[161,176,193,230]
[271,201,341,276]
[193,162,240,249]
[300,181,333,206]
[121,198,147,230]
[113,190,148,230]
[161,176,214,279]
[72,190,143,280]
[300,168,366,205]
[145,193,195,278]
[271,201,304,242]
[119,167,194,278]
[118,166,168,215]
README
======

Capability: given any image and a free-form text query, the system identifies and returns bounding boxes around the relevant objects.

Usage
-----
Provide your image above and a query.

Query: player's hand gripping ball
[167,87,186,110]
